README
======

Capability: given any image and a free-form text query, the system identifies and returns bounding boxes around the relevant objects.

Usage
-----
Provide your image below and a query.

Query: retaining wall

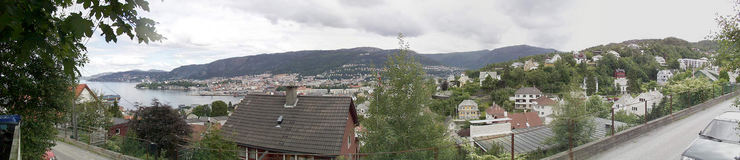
[59,136,141,160]
[544,90,740,160]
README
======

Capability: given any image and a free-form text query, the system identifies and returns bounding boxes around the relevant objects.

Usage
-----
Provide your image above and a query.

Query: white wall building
[532,96,557,124]
[678,58,709,70]
[509,87,543,110]
[657,70,674,86]
[612,90,664,116]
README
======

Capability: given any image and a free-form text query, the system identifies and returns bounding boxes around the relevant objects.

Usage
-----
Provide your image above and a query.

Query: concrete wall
[544,90,740,160]
[59,136,141,160]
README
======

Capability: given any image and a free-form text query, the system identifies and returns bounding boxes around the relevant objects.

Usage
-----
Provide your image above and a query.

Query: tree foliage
[210,100,228,117]
[131,99,192,159]
[0,0,162,158]
[190,128,239,160]
[361,35,456,159]
[192,105,210,118]
[110,100,124,118]
[713,1,740,70]
[547,92,596,149]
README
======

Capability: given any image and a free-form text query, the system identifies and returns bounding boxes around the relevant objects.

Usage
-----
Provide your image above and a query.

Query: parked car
[42,148,56,160]
[681,111,740,160]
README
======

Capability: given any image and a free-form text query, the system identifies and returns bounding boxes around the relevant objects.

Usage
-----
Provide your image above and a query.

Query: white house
[655,56,666,66]
[657,70,674,86]
[573,52,587,64]
[509,87,543,110]
[459,74,472,86]
[545,54,561,66]
[511,62,524,68]
[458,100,480,120]
[523,59,539,71]
[612,90,664,115]
[74,84,99,103]
[479,71,501,86]
[608,50,621,58]
[614,69,628,95]
[532,96,557,124]
[678,58,709,70]
[592,55,603,62]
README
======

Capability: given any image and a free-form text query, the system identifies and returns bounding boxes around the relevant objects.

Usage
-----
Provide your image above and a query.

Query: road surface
[591,96,739,160]
[51,140,111,160]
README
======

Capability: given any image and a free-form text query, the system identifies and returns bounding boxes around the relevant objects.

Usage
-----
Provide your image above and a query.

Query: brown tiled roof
[515,87,542,95]
[457,128,470,137]
[509,112,543,129]
[533,97,557,106]
[485,104,506,118]
[220,94,357,154]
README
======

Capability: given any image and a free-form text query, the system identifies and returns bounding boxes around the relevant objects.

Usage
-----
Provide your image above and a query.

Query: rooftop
[515,87,542,95]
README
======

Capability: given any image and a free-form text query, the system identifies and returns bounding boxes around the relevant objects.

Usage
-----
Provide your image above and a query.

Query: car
[42,148,56,160]
[681,111,740,160]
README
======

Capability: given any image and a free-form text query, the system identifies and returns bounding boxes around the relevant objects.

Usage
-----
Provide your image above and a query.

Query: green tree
[360,35,456,159]
[713,1,740,70]
[192,105,210,118]
[110,100,124,118]
[210,100,228,117]
[1,0,162,158]
[585,95,610,118]
[547,92,596,149]
[191,128,239,160]
[75,100,112,131]
[131,99,192,159]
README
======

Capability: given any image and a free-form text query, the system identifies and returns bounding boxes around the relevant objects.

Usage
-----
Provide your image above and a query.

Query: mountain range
[88,45,558,81]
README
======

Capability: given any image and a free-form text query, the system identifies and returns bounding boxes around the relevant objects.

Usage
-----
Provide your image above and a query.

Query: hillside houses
[612,90,664,115]
[523,59,539,71]
[479,71,501,86]
[509,87,543,110]
[614,69,628,95]
[532,96,558,124]
[655,56,666,66]
[458,100,480,120]
[657,70,674,85]
[545,54,561,66]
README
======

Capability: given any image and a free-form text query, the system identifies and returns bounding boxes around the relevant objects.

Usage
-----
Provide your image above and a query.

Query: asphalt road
[591,96,740,160]
[51,140,111,160]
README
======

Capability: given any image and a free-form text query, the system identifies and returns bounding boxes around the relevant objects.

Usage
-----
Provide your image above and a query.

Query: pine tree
[360,34,455,159]
[110,100,124,118]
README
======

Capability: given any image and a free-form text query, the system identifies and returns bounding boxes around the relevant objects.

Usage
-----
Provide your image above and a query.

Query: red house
[107,118,129,137]
[221,85,359,160]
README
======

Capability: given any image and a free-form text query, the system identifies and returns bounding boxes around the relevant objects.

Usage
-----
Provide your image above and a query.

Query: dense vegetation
[424,45,558,69]
[0,0,162,158]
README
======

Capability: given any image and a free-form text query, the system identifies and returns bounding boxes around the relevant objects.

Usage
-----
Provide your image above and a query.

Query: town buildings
[485,104,507,120]
[678,58,709,70]
[657,70,674,85]
[458,74,472,86]
[221,85,359,160]
[458,100,480,120]
[573,52,587,64]
[592,55,603,62]
[509,87,543,110]
[107,118,129,137]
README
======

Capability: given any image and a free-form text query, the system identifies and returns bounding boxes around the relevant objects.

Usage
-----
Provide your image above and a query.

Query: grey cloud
[498,0,573,29]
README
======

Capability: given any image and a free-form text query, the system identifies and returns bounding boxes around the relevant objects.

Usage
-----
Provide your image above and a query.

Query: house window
[249,149,256,159]
[115,128,120,135]
[632,107,637,111]
[347,136,352,149]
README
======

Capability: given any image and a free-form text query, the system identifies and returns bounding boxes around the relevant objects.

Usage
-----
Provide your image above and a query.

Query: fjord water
[82,81,243,110]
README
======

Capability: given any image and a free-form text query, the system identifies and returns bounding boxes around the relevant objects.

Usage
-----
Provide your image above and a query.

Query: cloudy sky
[81,0,735,76]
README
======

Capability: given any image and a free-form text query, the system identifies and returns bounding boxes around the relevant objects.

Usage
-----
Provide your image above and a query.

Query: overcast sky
[80,0,735,76]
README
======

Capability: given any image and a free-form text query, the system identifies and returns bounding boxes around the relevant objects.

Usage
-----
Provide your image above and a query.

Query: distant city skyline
[82,0,734,76]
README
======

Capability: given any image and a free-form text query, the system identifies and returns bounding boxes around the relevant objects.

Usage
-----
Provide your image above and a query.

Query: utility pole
[511,133,514,160]
[568,119,574,160]
[643,99,648,123]
[611,107,615,136]
[669,94,673,118]
[73,103,78,140]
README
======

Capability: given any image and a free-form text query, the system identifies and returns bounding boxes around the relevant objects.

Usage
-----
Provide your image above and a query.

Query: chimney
[285,82,298,107]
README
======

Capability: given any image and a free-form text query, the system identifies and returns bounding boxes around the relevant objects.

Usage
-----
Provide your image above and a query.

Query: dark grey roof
[515,87,542,95]
[220,94,357,154]
[474,117,626,154]
[112,118,129,126]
